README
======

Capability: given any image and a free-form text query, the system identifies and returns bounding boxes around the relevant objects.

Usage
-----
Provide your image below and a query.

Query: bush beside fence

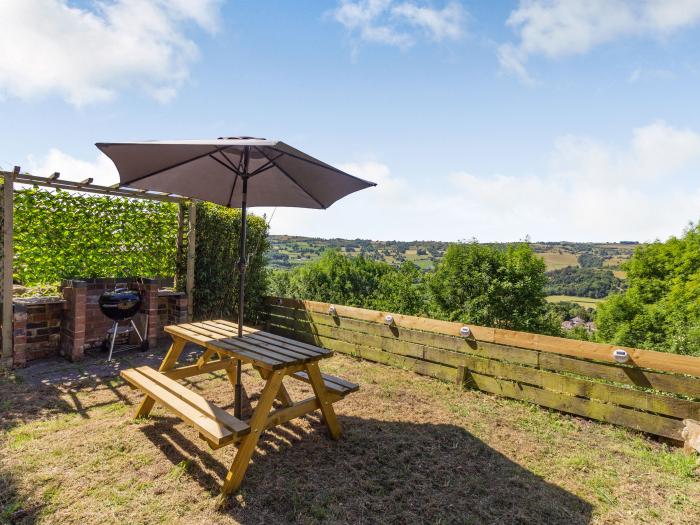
[265,296,700,441]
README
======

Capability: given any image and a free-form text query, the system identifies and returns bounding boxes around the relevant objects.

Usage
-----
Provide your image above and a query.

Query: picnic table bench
[120,319,358,494]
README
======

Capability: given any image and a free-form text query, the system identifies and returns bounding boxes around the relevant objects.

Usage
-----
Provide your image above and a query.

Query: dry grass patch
[1,355,698,524]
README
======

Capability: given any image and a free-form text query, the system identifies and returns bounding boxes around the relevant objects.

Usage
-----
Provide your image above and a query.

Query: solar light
[328,305,337,315]
[460,326,471,337]
[384,315,394,326]
[613,349,629,363]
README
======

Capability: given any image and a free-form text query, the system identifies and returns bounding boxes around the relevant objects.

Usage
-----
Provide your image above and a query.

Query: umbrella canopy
[96,137,376,417]
[96,137,375,208]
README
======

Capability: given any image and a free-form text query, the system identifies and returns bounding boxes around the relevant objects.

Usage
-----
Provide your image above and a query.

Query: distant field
[546,295,604,309]
[538,251,579,270]
[267,236,639,275]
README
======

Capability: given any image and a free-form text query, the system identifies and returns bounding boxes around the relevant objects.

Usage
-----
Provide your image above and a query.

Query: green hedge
[12,188,179,284]
[6,187,270,322]
[179,202,270,324]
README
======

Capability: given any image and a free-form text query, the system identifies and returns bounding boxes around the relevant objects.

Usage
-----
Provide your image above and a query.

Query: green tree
[278,250,392,307]
[597,222,700,355]
[371,261,427,315]
[428,242,556,332]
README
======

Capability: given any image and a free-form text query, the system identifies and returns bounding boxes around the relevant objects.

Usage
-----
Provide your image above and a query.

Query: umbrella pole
[233,147,250,419]
[235,148,250,419]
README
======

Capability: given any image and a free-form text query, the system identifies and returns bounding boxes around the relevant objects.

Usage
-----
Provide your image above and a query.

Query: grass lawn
[1,353,698,524]
[547,295,604,309]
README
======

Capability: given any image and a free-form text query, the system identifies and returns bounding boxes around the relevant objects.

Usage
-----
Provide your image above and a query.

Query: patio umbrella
[96,137,376,417]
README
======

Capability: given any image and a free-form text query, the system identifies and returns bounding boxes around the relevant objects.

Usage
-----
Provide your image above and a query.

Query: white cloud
[330,0,466,49]
[264,122,700,242]
[23,122,700,242]
[26,149,119,187]
[499,0,700,83]
[0,0,222,106]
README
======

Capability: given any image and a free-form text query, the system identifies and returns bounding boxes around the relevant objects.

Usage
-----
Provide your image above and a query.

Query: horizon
[3,1,700,243]
[269,233,643,245]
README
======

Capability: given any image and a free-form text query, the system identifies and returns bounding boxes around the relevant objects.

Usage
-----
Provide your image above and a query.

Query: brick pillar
[168,293,188,326]
[140,278,159,348]
[12,303,27,368]
[60,280,86,361]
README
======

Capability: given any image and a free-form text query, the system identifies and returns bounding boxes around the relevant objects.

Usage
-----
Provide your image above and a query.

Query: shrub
[183,202,269,324]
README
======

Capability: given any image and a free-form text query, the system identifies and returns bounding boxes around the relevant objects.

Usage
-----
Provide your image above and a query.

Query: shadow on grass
[142,413,593,524]
[0,468,43,525]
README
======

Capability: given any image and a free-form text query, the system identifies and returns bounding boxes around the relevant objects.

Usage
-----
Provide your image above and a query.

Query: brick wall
[158,290,188,337]
[6,276,185,367]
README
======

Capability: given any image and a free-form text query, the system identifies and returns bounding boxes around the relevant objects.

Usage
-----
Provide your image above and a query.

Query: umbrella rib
[124,146,229,185]
[209,153,241,176]
[255,147,327,209]
[227,172,239,207]
[268,146,377,186]
[207,152,240,207]
[249,152,285,177]
[220,151,242,175]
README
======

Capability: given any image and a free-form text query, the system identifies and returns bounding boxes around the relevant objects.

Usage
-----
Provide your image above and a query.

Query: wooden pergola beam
[1,168,16,368]
[0,167,196,369]
[1,170,187,204]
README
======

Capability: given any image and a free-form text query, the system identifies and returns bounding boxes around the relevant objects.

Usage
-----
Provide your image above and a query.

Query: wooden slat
[470,373,684,441]
[271,325,457,383]
[270,306,700,398]
[163,358,238,380]
[172,323,285,369]
[538,352,700,399]
[215,319,331,356]
[275,317,699,420]
[121,369,235,445]
[5,170,187,203]
[460,354,700,420]
[266,297,700,377]
[198,320,319,363]
[270,314,523,369]
[267,297,495,341]
[135,367,250,436]
[291,371,359,396]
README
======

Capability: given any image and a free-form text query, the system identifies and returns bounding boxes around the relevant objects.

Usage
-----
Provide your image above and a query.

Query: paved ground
[15,340,203,386]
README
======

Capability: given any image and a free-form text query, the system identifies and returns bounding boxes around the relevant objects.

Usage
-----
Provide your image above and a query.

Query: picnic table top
[164,319,332,370]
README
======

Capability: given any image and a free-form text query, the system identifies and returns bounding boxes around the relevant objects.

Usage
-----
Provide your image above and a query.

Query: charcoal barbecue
[98,288,147,360]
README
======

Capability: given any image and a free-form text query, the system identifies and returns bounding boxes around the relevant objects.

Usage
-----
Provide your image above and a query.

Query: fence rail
[264,296,700,441]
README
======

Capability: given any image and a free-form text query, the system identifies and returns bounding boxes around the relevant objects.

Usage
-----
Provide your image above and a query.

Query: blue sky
[2,1,700,242]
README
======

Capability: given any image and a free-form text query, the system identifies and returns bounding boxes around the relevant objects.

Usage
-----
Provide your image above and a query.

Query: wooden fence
[265,296,700,442]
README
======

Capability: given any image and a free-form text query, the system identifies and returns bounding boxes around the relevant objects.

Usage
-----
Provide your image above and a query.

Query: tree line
[268,224,700,356]
[269,242,561,334]
[545,266,624,298]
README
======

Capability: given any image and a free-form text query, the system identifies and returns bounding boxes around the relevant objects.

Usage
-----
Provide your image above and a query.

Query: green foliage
[549,301,595,323]
[578,253,604,268]
[371,261,427,315]
[597,222,700,355]
[428,242,557,333]
[269,250,427,316]
[273,243,558,333]
[545,267,624,298]
[12,188,178,285]
[186,202,269,323]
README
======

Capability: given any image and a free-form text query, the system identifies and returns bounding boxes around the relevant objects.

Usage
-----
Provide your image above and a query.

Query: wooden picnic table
[121,319,358,494]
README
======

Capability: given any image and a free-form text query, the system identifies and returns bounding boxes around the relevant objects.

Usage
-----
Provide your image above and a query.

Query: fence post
[0,167,15,369]
[186,201,196,321]
[174,203,185,291]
